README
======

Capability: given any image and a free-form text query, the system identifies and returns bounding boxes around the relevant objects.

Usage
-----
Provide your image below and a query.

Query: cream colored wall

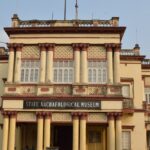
[0,61,8,150]
[120,61,143,108]
[9,33,120,44]
[122,113,147,150]
[0,62,8,107]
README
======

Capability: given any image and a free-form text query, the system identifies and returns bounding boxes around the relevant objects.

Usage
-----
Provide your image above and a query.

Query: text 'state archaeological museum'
[0,14,150,150]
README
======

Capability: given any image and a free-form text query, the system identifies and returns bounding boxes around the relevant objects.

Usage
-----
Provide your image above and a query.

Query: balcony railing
[123,99,134,109]
[120,49,140,56]
[142,59,150,65]
[11,14,119,28]
[4,83,122,97]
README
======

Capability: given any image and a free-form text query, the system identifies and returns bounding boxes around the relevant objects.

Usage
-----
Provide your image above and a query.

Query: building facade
[0,14,150,150]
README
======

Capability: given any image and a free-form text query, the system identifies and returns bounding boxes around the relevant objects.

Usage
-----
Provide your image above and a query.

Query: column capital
[72,43,81,51]
[71,112,80,119]
[36,112,44,119]
[43,112,52,119]
[7,43,15,51]
[80,43,89,51]
[107,112,115,120]
[2,111,17,118]
[79,112,88,120]
[105,44,113,52]
[46,43,55,51]
[115,113,122,120]
[39,43,47,51]
[15,44,24,51]
[1,111,9,117]
[114,43,121,52]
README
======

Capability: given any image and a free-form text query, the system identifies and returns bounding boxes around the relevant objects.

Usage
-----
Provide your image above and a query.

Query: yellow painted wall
[120,61,143,108]
[0,61,8,150]
[122,113,147,150]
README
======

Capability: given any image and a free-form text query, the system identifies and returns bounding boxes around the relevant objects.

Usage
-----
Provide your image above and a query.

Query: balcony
[4,83,122,97]
[123,98,134,114]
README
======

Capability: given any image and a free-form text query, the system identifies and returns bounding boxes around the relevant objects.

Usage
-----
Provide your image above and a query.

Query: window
[122,85,130,98]
[88,61,107,84]
[122,131,131,150]
[88,131,101,143]
[145,88,150,104]
[53,61,74,83]
[21,60,40,83]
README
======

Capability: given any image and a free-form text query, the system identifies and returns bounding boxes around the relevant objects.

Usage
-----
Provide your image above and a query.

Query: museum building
[0,14,150,150]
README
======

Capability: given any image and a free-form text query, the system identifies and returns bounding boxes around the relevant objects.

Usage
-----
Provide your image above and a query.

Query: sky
[0,0,150,57]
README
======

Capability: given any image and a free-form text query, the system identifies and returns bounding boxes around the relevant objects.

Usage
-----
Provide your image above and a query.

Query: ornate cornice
[4,27,126,40]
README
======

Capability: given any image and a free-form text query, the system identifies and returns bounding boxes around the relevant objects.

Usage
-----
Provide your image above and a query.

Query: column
[116,113,122,150]
[7,44,15,83]
[2,112,9,150]
[46,44,55,83]
[106,44,113,83]
[39,44,46,83]
[72,44,80,83]
[44,113,51,150]
[14,44,23,83]
[80,113,87,150]
[72,113,79,150]
[80,44,89,83]
[114,44,121,83]
[107,113,115,150]
[16,125,22,150]
[8,112,17,150]
[37,112,44,150]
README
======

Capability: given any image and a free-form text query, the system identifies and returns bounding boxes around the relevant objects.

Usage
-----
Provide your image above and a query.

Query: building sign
[23,100,101,110]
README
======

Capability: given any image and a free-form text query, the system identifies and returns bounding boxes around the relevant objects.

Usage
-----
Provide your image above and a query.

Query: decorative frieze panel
[52,113,72,122]
[22,46,40,59]
[53,85,72,95]
[88,46,106,59]
[73,85,88,95]
[88,86,107,95]
[88,113,107,123]
[54,46,73,59]
[20,86,36,95]
[108,86,122,96]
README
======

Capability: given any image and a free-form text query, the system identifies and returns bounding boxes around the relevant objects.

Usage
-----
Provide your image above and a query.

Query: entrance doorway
[53,125,73,150]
